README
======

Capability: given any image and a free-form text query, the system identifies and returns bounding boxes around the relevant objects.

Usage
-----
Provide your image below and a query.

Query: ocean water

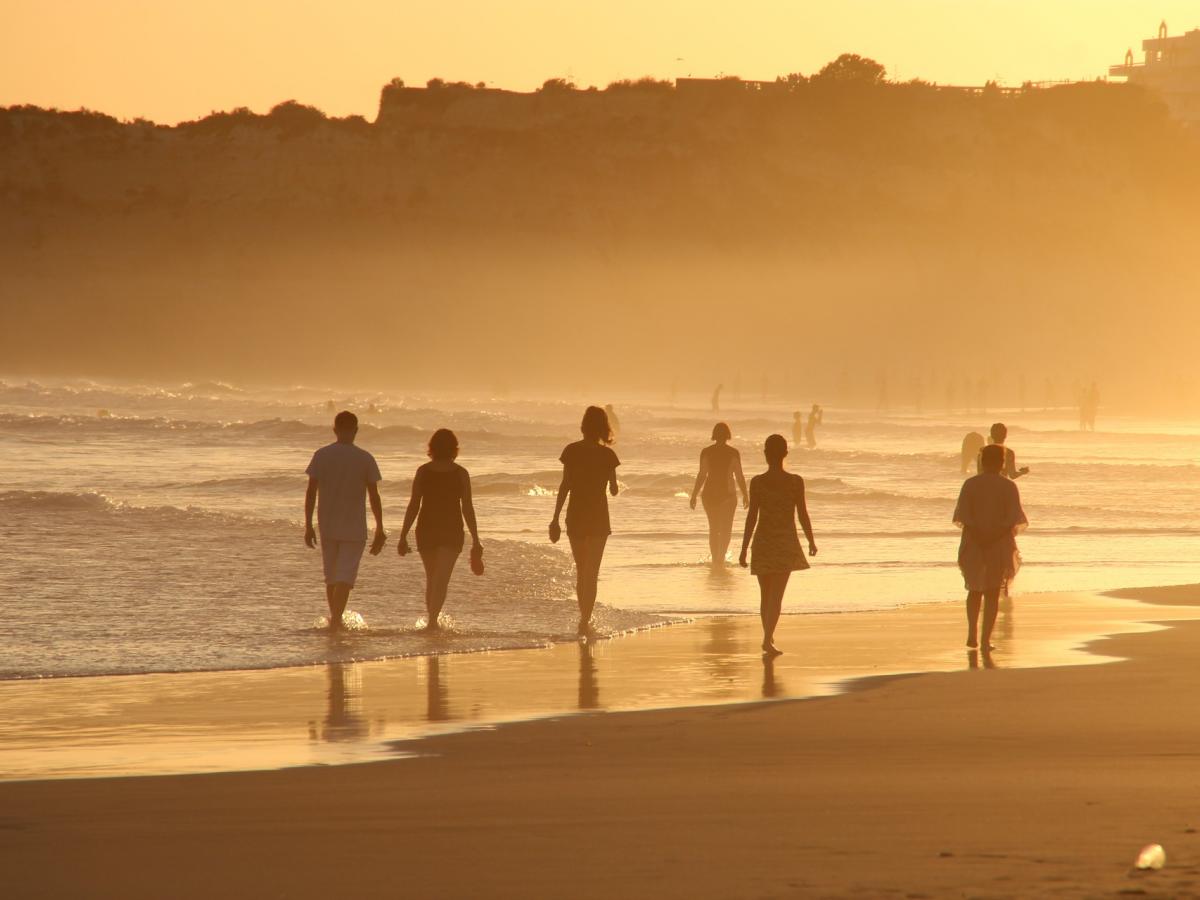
[2,378,1198,679]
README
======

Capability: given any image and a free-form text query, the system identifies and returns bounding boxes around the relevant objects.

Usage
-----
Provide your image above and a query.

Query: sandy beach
[4,585,1200,898]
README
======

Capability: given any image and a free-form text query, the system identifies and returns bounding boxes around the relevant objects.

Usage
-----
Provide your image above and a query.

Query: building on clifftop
[1110,20,1200,124]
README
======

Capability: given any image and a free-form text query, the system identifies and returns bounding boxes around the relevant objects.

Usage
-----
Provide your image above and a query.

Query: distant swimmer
[550,406,620,635]
[953,443,1028,651]
[739,434,818,657]
[690,422,749,568]
[711,383,723,413]
[960,431,986,475]
[397,429,482,631]
[792,411,804,448]
[304,411,386,631]
[975,422,1028,480]
[604,404,621,440]
[1084,381,1100,431]
[325,400,335,412]
[805,403,823,449]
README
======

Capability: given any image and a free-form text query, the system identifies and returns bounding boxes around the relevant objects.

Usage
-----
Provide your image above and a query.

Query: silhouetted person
[550,406,620,635]
[805,403,823,449]
[739,434,818,656]
[604,404,621,440]
[953,444,1028,651]
[690,422,748,568]
[304,411,385,631]
[397,429,482,631]
[960,431,986,475]
[791,411,804,448]
[711,383,723,412]
[975,422,1028,479]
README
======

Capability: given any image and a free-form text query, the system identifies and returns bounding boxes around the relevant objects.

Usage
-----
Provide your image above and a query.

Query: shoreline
[3,583,1199,782]
[3,583,1200,898]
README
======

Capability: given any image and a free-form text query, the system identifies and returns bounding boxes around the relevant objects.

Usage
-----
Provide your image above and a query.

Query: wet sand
[4,585,1200,898]
[1,590,1192,780]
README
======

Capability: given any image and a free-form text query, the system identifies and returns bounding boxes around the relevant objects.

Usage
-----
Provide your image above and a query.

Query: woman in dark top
[689,422,748,568]
[550,406,620,635]
[398,428,481,631]
[739,434,817,656]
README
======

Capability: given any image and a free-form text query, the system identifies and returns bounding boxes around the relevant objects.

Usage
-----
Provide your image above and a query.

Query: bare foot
[762,643,783,657]
[966,636,978,648]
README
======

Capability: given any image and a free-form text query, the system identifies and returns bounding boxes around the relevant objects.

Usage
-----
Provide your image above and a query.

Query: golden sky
[4,1,1196,123]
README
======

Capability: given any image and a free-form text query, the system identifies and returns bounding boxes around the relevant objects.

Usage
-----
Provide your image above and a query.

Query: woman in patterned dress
[739,434,817,656]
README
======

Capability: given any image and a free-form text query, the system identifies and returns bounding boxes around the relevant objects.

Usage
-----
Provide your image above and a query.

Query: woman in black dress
[739,434,817,656]
[550,406,620,635]
[689,422,748,568]
[398,429,481,631]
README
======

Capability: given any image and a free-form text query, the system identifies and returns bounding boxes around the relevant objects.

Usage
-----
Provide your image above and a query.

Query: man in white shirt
[304,411,385,630]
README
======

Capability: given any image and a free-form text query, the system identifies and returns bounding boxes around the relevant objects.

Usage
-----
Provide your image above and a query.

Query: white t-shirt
[305,442,382,541]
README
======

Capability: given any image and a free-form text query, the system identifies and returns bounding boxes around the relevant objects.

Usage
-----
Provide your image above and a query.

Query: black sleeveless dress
[415,463,466,553]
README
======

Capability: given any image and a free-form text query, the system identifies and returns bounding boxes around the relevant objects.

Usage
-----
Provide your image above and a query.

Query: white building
[1110,21,1200,124]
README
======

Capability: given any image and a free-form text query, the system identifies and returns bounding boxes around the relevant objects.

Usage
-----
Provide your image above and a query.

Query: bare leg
[714,499,736,566]
[328,582,352,631]
[758,573,789,654]
[419,548,460,630]
[703,498,724,566]
[965,590,982,647]
[980,587,1001,650]
[569,533,608,632]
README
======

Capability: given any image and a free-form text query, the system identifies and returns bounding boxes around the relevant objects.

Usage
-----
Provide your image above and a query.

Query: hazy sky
[5,1,1197,123]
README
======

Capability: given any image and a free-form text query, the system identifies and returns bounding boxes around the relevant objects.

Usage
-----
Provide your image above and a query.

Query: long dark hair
[580,406,614,444]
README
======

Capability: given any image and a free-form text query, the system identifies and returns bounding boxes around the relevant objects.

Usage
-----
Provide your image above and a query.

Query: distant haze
[3,1,1199,124]
[3,75,1199,411]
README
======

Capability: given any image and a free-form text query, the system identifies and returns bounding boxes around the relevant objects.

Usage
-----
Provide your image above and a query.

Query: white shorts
[321,538,366,586]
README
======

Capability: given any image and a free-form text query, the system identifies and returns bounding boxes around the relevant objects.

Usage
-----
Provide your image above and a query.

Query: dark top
[415,462,466,552]
[560,440,621,536]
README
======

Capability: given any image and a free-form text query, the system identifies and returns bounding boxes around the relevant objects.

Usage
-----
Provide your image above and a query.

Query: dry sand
[4,585,1200,899]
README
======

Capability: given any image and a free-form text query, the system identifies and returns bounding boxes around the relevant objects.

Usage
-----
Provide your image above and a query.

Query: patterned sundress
[749,471,810,575]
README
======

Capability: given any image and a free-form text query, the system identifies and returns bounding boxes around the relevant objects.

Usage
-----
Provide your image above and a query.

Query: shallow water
[1,377,1198,678]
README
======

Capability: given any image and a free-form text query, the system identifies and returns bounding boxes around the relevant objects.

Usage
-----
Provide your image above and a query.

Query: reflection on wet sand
[424,656,453,723]
[762,657,785,698]
[967,649,997,670]
[1,591,1181,779]
[578,642,600,710]
[702,616,744,685]
[309,663,369,743]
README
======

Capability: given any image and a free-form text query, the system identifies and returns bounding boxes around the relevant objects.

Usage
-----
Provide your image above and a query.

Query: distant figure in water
[805,403,823,449]
[960,431,986,474]
[711,383,723,413]
[550,406,620,635]
[792,411,804,448]
[304,411,386,631]
[397,428,482,631]
[604,404,621,440]
[325,400,335,413]
[739,434,818,656]
[953,444,1028,651]
[976,422,1028,479]
[1082,381,1100,432]
[690,422,749,567]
